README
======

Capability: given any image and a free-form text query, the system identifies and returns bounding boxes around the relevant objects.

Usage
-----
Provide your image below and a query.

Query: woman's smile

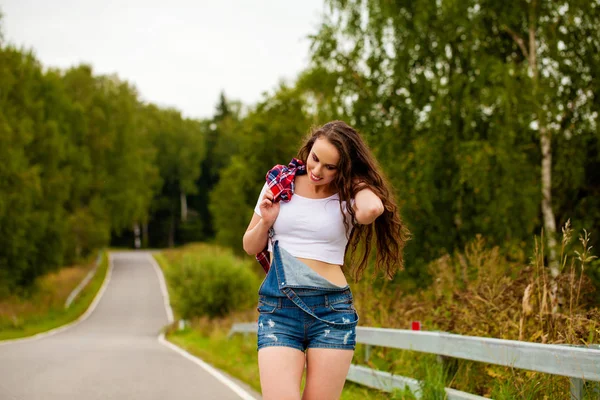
[309,171,322,181]
[306,138,339,187]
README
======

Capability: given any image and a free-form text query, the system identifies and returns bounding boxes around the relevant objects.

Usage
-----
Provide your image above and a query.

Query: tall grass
[419,361,448,400]
[351,223,599,398]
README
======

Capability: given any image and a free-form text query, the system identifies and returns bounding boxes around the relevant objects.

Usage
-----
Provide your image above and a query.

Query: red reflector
[411,321,421,331]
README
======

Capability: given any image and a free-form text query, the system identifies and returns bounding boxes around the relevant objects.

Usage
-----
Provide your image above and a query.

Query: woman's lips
[310,172,322,181]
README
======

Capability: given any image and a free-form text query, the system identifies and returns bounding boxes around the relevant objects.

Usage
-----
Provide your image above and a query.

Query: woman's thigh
[302,348,354,400]
[258,347,306,400]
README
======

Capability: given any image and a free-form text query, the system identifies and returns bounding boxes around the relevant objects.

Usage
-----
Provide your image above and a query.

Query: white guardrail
[228,323,600,400]
[64,251,103,309]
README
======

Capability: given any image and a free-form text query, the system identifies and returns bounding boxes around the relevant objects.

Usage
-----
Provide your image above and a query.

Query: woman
[243,121,407,400]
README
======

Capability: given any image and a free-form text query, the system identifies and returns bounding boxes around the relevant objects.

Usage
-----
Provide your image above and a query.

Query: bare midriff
[268,253,348,286]
[269,252,348,286]
[296,257,348,287]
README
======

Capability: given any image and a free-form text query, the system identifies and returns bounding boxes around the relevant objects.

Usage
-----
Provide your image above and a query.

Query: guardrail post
[178,319,187,331]
[570,378,583,400]
[364,344,372,363]
[436,355,446,366]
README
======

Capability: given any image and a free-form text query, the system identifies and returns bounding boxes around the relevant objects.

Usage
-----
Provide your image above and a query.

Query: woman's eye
[312,154,318,161]
[327,165,336,170]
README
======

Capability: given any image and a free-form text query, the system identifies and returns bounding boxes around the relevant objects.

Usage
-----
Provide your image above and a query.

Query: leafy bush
[167,247,261,319]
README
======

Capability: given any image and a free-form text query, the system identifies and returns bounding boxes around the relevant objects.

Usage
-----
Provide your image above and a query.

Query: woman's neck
[296,175,336,198]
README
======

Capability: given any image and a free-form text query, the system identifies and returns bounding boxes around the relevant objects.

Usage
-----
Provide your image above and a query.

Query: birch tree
[307,0,600,282]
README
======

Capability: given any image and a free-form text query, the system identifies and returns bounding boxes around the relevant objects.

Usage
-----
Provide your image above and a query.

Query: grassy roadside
[154,236,600,399]
[0,251,109,341]
[154,247,406,400]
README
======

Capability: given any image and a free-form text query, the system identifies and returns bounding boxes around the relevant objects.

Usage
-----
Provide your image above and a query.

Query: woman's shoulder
[292,174,308,196]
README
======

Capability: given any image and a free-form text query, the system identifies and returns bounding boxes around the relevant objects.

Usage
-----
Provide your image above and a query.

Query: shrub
[167,247,261,319]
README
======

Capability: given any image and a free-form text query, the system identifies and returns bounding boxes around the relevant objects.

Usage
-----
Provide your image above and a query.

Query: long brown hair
[297,121,410,281]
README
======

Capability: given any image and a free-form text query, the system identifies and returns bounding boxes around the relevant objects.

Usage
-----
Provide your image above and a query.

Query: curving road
[0,251,260,400]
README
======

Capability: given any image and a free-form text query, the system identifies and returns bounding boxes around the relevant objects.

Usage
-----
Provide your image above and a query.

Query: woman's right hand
[259,189,280,226]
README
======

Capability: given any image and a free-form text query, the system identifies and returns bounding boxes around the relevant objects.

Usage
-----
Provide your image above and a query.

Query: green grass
[168,328,261,391]
[0,251,109,341]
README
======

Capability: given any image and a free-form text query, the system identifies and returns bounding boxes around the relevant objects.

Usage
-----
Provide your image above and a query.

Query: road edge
[0,253,114,346]
[147,253,259,400]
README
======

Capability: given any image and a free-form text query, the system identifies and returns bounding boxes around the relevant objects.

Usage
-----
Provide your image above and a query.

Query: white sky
[1,0,325,119]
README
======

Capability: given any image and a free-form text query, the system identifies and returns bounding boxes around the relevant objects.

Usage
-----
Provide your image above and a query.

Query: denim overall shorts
[256,241,359,352]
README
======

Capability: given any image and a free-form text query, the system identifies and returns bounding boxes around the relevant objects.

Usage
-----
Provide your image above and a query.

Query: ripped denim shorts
[257,289,358,352]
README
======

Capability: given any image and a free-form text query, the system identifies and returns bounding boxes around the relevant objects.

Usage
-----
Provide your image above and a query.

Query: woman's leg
[258,347,306,400]
[302,348,354,400]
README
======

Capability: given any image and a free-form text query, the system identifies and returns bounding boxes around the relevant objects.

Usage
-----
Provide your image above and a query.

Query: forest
[1,0,599,296]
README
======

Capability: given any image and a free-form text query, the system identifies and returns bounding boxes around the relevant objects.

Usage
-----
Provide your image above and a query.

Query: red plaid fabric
[256,158,306,273]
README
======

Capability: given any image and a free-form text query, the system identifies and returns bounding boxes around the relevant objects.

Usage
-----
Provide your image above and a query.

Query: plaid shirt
[255,158,306,273]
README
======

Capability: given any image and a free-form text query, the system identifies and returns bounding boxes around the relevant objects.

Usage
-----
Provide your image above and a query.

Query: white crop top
[254,182,354,265]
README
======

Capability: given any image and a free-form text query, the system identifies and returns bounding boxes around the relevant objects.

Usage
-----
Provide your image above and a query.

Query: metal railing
[229,323,600,400]
[65,250,104,309]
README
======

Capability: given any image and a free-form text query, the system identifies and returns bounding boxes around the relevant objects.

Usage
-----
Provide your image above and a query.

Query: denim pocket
[329,300,356,314]
[257,298,277,314]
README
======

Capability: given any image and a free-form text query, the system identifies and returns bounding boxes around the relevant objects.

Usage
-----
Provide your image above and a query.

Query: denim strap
[280,287,358,330]
[272,242,358,330]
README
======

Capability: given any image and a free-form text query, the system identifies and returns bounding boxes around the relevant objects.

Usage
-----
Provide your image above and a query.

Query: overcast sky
[1,0,325,119]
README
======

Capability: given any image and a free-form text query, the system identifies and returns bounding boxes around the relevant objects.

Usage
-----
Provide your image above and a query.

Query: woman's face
[306,137,340,188]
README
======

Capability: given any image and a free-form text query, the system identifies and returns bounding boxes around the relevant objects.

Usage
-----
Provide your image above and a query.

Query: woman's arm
[353,181,385,225]
[243,214,272,255]
[243,188,279,255]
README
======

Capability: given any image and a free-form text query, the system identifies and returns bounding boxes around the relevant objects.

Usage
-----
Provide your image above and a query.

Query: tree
[61,66,161,257]
[143,106,206,247]
[193,92,243,239]
[307,0,600,285]
[494,0,600,276]
[0,47,73,289]
[210,84,311,252]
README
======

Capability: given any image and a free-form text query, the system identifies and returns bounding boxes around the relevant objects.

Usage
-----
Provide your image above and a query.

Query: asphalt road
[0,251,260,400]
